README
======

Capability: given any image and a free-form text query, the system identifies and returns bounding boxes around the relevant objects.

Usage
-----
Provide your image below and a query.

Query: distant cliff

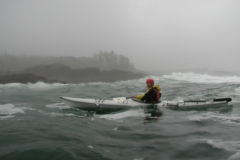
[0,64,147,84]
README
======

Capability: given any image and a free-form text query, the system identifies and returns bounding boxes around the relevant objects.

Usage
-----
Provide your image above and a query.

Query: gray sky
[1,0,240,72]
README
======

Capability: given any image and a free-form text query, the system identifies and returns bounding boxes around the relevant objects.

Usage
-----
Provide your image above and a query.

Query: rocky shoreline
[0,64,147,84]
[0,74,67,84]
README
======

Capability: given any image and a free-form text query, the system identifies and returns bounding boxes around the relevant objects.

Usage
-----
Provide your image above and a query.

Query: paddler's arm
[133,88,151,100]
[133,94,144,100]
[140,88,155,101]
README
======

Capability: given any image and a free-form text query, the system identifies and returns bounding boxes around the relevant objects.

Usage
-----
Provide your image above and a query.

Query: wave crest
[163,72,240,83]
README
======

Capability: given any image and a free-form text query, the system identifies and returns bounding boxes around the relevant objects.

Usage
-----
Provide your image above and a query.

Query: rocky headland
[0,64,147,84]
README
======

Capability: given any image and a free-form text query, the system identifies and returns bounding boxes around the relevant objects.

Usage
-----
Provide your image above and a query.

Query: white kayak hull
[60,96,232,110]
[59,96,157,109]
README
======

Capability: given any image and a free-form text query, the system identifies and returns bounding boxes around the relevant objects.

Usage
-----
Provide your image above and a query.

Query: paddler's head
[146,78,154,88]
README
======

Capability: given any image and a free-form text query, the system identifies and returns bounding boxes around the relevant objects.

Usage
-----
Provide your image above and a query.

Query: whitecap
[0,115,15,119]
[46,112,85,118]
[0,104,25,115]
[20,107,36,111]
[199,139,240,152]
[98,109,145,120]
[187,112,240,125]
[0,83,25,88]
[88,82,108,85]
[49,112,75,117]
[163,72,240,84]
[0,82,70,90]
[26,82,68,90]
[88,145,94,149]
[0,104,25,120]
[45,103,71,109]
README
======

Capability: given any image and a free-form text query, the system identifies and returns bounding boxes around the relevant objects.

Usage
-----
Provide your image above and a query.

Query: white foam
[45,103,71,109]
[0,83,25,88]
[47,112,85,118]
[26,82,68,90]
[0,104,25,120]
[88,81,108,85]
[0,82,70,90]
[20,107,35,111]
[0,115,15,119]
[98,109,145,120]
[188,112,240,125]
[199,139,240,152]
[88,145,94,149]
[0,104,25,115]
[163,72,240,84]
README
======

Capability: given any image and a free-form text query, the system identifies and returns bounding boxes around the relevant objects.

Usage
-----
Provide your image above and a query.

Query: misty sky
[1,0,240,72]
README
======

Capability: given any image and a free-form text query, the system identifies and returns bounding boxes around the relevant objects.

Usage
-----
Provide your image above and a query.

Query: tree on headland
[0,51,136,72]
[93,51,135,71]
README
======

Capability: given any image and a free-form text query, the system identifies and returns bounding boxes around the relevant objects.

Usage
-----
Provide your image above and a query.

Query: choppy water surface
[1,72,240,160]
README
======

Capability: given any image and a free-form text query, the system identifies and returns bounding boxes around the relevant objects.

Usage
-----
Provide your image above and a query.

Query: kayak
[59,96,158,109]
[59,96,232,110]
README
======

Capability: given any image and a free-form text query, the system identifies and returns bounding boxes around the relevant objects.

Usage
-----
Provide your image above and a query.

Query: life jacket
[155,90,161,102]
[153,85,161,102]
[135,85,161,102]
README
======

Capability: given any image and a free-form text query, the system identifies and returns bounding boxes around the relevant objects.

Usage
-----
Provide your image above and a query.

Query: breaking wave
[163,72,240,84]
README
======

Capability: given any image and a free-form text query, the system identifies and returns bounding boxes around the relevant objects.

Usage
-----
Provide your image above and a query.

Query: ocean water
[1,72,240,160]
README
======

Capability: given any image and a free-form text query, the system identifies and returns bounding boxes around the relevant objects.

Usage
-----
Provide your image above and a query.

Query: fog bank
[1,0,240,72]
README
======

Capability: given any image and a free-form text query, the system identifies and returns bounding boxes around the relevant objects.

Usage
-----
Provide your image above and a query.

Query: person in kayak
[133,78,161,103]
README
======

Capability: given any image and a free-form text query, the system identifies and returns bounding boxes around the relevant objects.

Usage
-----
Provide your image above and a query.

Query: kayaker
[133,78,161,103]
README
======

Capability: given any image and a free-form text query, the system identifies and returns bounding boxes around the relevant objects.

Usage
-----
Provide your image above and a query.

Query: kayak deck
[165,98,232,110]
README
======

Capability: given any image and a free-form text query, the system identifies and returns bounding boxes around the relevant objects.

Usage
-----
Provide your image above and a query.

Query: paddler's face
[146,83,153,88]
